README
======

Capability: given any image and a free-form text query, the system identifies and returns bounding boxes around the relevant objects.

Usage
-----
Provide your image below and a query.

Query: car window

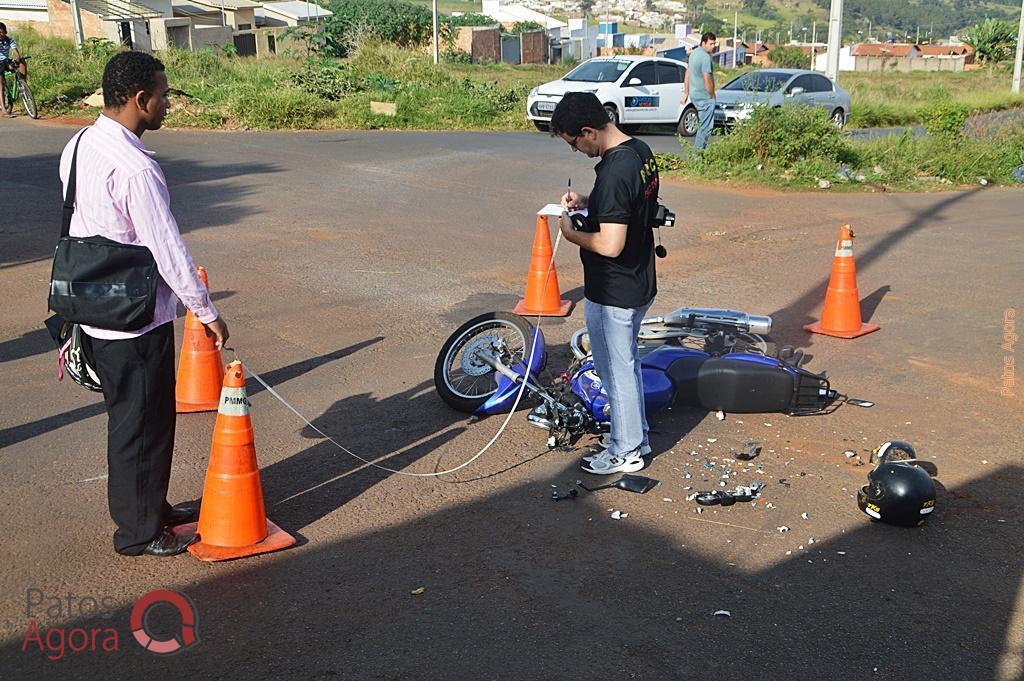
[655,62,684,84]
[563,60,631,82]
[787,75,813,93]
[625,62,657,86]
[809,75,833,93]
[722,70,790,92]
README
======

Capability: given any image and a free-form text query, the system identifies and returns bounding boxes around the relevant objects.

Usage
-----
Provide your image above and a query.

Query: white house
[257,0,331,27]
[481,0,565,30]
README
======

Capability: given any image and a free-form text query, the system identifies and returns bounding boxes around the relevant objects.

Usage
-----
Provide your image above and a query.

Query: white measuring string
[235,221,567,478]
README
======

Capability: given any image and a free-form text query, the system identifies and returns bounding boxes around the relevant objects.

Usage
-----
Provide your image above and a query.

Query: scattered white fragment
[676,617,683,622]
[663,498,673,503]
[713,610,731,617]
[777,526,790,533]
[764,423,772,427]
[844,450,857,458]
[799,545,804,550]
[766,502,775,509]
[837,551,846,555]
[695,507,704,514]
[809,537,816,544]
[716,410,725,421]
[708,438,718,443]
[982,460,989,464]
[686,493,698,501]
[905,421,911,425]
[786,551,792,555]
[801,512,809,520]
[611,510,622,519]
[720,481,726,487]
[685,473,692,479]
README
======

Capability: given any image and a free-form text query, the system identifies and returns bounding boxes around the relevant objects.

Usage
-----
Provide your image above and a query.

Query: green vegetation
[842,67,1024,128]
[658,104,1024,190]
[766,45,807,68]
[964,19,1018,65]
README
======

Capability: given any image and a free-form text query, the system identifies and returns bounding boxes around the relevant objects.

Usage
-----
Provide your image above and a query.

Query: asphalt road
[1,118,1022,680]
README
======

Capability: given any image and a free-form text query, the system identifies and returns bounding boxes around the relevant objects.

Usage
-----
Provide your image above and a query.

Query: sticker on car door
[625,96,659,108]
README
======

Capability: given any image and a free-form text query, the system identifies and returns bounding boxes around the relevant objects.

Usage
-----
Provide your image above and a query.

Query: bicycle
[1,57,37,119]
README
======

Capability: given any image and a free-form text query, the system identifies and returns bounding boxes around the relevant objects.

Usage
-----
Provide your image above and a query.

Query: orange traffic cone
[176,266,223,413]
[178,361,295,561]
[513,215,572,317]
[803,224,880,339]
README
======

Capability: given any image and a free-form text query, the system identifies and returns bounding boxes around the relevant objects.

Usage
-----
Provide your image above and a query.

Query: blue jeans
[584,298,653,457]
[694,98,716,150]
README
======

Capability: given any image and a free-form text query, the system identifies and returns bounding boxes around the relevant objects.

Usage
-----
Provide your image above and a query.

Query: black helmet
[857,440,936,527]
[46,317,103,392]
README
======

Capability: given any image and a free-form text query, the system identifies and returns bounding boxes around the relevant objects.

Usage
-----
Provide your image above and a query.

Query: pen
[567,178,571,208]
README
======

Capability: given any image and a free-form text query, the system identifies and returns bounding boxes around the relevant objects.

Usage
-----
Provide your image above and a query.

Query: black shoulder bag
[48,130,161,331]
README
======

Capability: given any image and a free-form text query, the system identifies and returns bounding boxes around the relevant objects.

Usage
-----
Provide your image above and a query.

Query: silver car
[678,68,851,136]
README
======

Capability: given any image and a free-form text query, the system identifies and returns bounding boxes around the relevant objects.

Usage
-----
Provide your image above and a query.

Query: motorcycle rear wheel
[434,312,536,413]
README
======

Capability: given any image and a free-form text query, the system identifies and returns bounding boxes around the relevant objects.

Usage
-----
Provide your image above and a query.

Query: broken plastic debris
[411,587,426,596]
[837,551,846,555]
[844,450,857,458]
[713,610,731,617]
[610,510,628,519]
[716,410,725,420]
[777,526,790,533]
[662,498,673,502]
[707,438,718,443]
[801,512,809,520]
[809,537,816,544]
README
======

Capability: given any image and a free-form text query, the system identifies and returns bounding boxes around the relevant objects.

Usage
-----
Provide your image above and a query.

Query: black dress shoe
[164,501,201,526]
[142,529,199,557]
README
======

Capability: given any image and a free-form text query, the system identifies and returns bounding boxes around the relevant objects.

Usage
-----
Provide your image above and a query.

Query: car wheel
[533,120,550,132]
[831,108,845,128]
[604,105,619,126]
[677,106,699,137]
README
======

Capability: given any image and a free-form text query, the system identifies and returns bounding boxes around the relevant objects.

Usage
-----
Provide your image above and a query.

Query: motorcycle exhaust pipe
[643,308,773,336]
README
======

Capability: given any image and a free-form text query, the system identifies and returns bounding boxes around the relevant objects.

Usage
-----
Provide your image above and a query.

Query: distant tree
[964,18,1017,64]
[511,20,544,33]
[696,12,724,35]
[579,0,595,16]
[742,0,767,13]
[768,45,807,68]
[644,0,656,12]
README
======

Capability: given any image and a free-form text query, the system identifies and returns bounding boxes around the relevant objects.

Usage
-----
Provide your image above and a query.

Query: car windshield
[722,71,791,93]
[563,60,631,82]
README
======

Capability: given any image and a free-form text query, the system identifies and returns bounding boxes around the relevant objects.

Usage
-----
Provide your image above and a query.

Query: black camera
[654,204,675,228]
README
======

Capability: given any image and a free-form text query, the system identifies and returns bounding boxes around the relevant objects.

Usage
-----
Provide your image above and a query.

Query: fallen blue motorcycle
[434,307,872,447]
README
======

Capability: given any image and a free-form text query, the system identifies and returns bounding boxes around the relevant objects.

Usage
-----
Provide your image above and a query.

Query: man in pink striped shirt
[59,51,229,557]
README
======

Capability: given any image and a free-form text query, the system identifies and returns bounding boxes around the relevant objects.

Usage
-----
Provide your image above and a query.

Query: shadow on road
[0,152,283,266]
[3,462,1019,679]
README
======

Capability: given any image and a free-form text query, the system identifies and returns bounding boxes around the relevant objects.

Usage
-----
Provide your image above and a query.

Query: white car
[527,55,688,133]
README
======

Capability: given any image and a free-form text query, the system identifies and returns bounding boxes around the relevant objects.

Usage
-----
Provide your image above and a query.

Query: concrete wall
[520,29,546,64]
[455,25,500,64]
[853,55,965,72]
[192,23,231,49]
[45,0,105,40]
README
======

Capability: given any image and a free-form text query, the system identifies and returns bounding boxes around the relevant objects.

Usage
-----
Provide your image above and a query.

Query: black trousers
[84,323,176,555]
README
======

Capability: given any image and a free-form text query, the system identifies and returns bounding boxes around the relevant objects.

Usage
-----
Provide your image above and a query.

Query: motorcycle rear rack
[787,367,834,416]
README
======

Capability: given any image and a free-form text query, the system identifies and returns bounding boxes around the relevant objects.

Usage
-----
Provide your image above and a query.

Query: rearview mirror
[628,77,642,86]
[787,86,805,97]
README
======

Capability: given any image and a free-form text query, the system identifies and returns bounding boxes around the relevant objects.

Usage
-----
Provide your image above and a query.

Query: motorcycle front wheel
[434,311,536,413]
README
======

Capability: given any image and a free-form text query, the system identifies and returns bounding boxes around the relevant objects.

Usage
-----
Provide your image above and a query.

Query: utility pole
[733,11,738,66]
[70,0,85,48]
[432,0,439,64]
[1014,0,1024,93]
[825,0,843,82]
[811,21,817,70]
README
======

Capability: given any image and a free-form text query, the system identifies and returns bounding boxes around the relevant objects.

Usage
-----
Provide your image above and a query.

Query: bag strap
[61,129,87,239]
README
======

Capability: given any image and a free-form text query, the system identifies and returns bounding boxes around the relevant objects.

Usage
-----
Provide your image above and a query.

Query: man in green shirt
[682,32,718,150]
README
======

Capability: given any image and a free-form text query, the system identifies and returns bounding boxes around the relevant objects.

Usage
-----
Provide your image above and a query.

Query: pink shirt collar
[94,113,157,157]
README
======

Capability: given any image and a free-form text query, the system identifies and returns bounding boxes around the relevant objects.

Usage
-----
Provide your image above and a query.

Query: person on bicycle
[0,23,28,80]
[551,92,660,475]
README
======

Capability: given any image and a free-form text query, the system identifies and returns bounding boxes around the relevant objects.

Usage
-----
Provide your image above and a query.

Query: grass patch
[658,104,1024,190]
[843,67,1024,128]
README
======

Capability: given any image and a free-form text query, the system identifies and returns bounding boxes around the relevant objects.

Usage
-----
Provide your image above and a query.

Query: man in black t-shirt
[550,92,659,475]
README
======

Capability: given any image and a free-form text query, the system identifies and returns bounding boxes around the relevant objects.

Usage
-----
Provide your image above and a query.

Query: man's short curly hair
[102,51,165,109]
[549,92,610,137]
